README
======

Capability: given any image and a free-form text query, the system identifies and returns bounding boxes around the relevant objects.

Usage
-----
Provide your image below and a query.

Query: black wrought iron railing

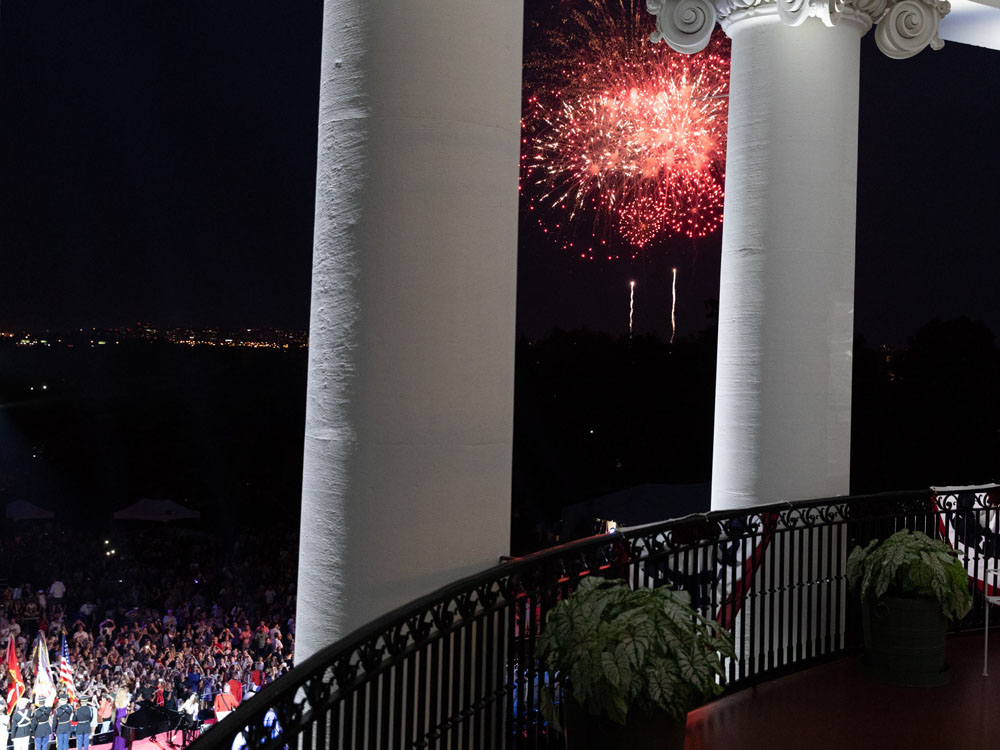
[191,485,1000,750]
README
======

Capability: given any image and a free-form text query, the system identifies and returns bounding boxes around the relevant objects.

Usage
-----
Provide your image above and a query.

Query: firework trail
[629,280,636,337]
[522,0,730,257]
[670,266,677,344]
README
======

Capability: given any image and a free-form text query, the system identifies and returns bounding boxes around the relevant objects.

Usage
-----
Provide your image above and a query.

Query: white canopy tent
[4,499,55,521]
[113,498,201,522]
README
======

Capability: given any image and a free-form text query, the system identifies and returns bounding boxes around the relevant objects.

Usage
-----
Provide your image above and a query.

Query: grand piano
[120,703,185,749]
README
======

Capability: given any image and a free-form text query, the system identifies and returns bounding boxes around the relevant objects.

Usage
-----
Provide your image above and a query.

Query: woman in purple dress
[111,690,129,750]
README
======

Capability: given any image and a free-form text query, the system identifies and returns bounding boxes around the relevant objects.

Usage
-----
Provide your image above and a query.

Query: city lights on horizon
[0,325,308,350]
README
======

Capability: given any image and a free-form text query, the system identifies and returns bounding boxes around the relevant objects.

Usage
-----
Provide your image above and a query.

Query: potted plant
[847,528,972,686]
[537,576,735,750]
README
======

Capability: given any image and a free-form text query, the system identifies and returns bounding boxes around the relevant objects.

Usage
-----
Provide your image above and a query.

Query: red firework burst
[522,0,730,257]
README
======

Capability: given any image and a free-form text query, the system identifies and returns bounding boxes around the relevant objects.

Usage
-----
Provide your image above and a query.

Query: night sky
[2,2,999,345]
[1,1,323,331]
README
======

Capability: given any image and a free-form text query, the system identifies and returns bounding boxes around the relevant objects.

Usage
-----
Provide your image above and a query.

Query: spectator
[48,581,66,604]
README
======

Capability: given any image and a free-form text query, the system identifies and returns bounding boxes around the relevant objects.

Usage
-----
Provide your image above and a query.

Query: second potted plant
[847,528,972,686]
[537,575,735,750]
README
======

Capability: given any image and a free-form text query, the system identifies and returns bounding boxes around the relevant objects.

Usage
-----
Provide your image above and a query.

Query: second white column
[711,16,865,510]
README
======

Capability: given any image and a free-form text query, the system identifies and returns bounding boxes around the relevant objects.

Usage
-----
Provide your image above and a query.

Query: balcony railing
[190,486,999,750]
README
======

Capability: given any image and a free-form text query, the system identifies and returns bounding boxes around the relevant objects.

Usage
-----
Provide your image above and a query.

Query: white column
[296,0,524,660]
[711,17,864,510]
[648,0,950,511]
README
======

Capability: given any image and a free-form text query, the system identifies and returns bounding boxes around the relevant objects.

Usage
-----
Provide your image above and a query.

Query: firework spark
[522,0,730,256]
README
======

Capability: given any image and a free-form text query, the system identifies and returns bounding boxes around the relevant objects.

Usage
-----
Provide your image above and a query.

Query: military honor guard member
[74,697,95,750]
[53,694,73,750]
[29,699,53,750]
[11,698,33,750]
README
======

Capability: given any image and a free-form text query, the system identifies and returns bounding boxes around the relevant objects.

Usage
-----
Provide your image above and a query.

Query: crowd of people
[0,521,299,748]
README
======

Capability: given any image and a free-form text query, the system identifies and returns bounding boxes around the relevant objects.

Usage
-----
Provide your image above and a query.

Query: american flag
[58,634,77,702]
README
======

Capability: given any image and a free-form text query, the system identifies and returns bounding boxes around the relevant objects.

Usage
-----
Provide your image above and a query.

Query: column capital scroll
[647,0,950,58]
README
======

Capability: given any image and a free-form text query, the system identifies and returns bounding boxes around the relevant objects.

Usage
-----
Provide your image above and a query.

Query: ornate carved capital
[874,0,950,58]
[647,0,717,54]
[647,0,949,59]
[775,0,882,30]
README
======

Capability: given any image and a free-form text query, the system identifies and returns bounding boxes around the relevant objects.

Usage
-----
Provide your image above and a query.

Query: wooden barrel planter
[862,595,949,687]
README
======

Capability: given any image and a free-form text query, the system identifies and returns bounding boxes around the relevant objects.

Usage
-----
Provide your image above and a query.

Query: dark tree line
[511,329,717,554]
[512,317,1000,554]
[852,317,1000,493]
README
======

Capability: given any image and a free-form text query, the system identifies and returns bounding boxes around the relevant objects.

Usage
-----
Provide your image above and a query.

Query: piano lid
[120,702,181,743]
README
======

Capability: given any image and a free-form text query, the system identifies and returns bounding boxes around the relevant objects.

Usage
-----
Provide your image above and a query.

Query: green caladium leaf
[539,686,561,732]
[847,529,972,620]
[601,651,625,691]
[647,665,674,707]
[536,577,736,725]
[607,692,629,726]
[674,645,697,684]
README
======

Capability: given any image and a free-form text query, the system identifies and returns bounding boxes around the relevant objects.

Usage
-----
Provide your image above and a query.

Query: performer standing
[212,684,237,723]
[111,690,129,750]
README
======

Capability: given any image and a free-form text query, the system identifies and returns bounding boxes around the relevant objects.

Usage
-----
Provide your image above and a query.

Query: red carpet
[91,730,199,750]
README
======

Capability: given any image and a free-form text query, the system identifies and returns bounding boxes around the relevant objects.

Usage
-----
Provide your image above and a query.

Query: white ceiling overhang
[939,0,1000,50]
